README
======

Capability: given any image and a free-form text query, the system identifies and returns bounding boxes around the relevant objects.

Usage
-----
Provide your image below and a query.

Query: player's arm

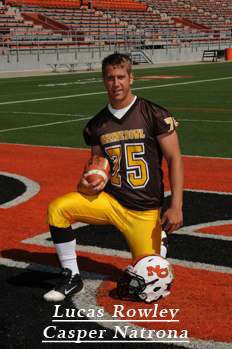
[157,130,184,234]
[77,145,106,195]
[91,145,105,157]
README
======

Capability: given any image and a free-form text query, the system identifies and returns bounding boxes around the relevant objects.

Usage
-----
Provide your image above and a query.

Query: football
[84,155,111,185]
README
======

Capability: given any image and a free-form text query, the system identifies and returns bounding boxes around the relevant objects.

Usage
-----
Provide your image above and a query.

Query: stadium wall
[0,44,229,71]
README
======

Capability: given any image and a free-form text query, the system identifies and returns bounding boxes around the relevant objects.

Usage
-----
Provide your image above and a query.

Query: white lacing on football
[87,170,109,184]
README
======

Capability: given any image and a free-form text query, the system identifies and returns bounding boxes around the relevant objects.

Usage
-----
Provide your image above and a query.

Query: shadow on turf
[2,248,125,282]
[1,264,189,349]
[6,269,60,292]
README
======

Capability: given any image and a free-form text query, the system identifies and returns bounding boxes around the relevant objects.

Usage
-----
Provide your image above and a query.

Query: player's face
[102,65,134,109]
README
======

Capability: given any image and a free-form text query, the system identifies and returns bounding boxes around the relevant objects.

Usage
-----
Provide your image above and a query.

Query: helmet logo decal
[168,264,175,278]
[146,265,169,278]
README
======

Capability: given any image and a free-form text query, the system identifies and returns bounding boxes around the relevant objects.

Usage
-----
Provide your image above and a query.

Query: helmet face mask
[117,267,147,302]
[117,254,175,303]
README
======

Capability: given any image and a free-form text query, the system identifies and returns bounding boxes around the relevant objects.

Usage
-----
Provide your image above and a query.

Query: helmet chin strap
[145,278,159,286]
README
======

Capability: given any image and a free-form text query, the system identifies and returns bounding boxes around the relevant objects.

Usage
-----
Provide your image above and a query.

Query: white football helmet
[117,254,174,303]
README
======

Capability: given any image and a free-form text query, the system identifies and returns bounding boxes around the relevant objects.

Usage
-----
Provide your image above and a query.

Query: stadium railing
[1,0,232,62]
[1,28,231,63]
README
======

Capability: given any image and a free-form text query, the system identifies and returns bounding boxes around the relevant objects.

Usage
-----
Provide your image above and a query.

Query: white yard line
[0,117,92,133]
[0,116,231,134]
[180,119,232,123]
[0,110,89,117]
[0,76,231,106]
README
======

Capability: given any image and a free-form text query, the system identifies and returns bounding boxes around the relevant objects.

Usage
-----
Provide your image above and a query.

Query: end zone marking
[21,223,232,274]
[0,171,40,209]
[0,258,230,347]
[174,221,232,241]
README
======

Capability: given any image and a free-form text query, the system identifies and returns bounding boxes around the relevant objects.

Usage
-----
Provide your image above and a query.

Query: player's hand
[77,173,105,195]
[160,207,183,234]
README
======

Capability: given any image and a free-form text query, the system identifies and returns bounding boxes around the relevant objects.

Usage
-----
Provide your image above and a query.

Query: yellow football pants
[46,191,162,260]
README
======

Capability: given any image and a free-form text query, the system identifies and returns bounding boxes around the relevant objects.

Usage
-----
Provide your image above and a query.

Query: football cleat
[117,254,174,303]
[43,268,84,302]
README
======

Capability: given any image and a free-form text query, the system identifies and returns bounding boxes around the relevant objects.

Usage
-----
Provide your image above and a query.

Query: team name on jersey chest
[100,129,145,145]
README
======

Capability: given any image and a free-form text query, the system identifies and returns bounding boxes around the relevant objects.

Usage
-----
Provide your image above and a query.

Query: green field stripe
[165,107,232,111]
[1,118,231,134]
[0,76,231,106]
[0,117,92,133]
[132,76,232,91]
[0,111,91,117]
[179,119,232,123]
[0,91,107,105]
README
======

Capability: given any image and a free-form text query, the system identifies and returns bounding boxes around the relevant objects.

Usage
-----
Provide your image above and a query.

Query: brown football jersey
[83,97,178,211]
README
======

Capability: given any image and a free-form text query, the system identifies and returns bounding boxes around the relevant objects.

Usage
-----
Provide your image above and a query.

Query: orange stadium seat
[3,0,232,49]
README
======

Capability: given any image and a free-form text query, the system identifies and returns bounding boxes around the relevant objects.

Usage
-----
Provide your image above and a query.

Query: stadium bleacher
[1,0,231,62]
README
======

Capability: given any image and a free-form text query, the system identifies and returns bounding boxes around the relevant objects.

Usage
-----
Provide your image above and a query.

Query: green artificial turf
[0,61,231,158]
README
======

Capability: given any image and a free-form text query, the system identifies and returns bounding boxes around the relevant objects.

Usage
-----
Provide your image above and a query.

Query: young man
[44,53,184,302]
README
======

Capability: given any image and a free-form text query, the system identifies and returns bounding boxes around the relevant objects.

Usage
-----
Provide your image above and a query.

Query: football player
[44,53,184,302]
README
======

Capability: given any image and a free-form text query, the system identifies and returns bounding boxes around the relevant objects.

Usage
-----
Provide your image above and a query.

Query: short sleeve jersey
[83,97,177,211]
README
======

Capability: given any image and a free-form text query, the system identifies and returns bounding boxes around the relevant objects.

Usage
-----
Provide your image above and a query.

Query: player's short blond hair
[102,53,132,77]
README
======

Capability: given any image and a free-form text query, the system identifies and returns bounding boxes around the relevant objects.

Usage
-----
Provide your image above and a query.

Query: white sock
[160,230,168,259]
[54,239,79,275]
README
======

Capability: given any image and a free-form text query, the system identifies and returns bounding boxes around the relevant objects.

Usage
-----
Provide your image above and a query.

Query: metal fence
[1,28,231,63]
